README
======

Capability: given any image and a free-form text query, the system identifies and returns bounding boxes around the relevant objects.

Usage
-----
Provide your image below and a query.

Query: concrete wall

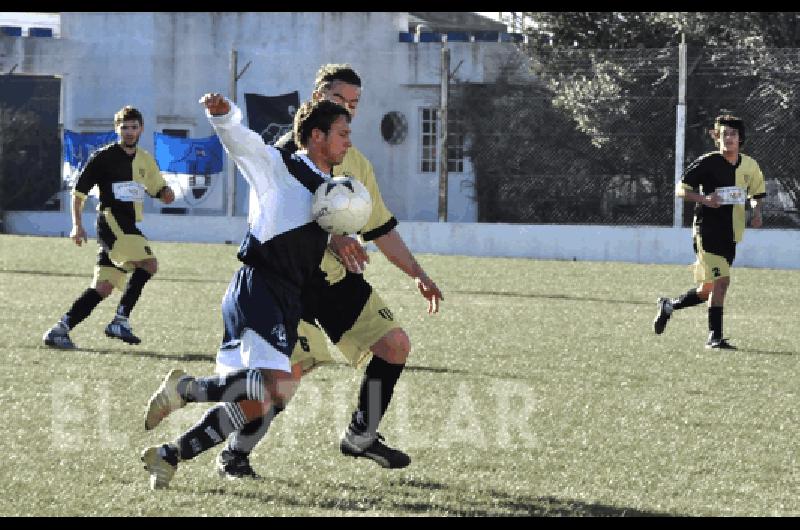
[5,211,799,270]
[1,12,526,222]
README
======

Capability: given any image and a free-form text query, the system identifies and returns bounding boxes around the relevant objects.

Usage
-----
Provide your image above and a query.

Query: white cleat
[141,445,177,490]
[144,369,188,430]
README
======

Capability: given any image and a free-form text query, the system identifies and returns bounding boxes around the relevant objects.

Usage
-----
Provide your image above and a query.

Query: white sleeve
[206,99,278,198]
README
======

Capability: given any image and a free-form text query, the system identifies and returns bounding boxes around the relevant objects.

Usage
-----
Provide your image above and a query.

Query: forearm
[71,195,85,228]
[374,229,428,280]
[677,188,707,205]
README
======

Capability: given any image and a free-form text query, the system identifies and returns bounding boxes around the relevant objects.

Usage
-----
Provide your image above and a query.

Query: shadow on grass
[0,268,227,284]
[190,477,680,516]
[36,345,214,363]
[451,288,654,306]
[732,347,796,356]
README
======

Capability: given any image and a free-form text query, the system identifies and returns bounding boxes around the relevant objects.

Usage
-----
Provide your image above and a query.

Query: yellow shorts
[290,289,399,373]
[692,234,735,283]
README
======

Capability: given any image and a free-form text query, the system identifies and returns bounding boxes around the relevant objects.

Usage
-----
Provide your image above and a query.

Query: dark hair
[714,114,745,146]
[114,105,143,126]
[313,63,362,92]
[293,99,351,148]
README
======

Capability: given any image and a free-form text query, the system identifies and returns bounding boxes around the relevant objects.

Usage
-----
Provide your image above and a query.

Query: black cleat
[653,297,673,335]
[340,427,410,469]
[216,449,262,480]
[705,337,736,350]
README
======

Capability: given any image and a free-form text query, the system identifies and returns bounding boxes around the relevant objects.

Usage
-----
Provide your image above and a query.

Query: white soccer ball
[312,175,372,235]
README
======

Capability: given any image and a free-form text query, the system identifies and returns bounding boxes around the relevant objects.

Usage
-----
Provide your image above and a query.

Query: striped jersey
[679,152,766,243]
[207,101,329,297]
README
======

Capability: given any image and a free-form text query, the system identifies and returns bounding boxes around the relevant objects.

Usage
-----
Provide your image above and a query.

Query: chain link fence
[453,46,800,228]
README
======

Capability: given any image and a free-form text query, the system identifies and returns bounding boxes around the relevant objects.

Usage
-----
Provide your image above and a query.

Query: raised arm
[199,93,277,197]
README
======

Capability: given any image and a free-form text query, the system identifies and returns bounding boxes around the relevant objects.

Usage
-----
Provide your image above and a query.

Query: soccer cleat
[144,368,188,430]
[340,426,411,469]
[43,322,77,349]
[705,336,736,350]
[141,445,178,490]
[653,297,673,335]
[105,316,141,345]
[216,449,262,480]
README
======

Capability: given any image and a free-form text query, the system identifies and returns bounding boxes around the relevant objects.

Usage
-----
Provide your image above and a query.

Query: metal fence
[452,46,800,228]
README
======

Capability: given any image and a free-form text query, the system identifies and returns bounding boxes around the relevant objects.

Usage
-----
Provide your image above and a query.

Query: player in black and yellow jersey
[214,64,444,478]
[653,115,766,349]
[42,106,175,349]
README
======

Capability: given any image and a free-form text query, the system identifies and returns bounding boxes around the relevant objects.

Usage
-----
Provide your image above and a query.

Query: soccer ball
[312,176,372,235]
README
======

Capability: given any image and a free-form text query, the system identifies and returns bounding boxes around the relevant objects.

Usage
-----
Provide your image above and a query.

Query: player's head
[711,114,745,151]
[312,63,362,118]
[294,99,352,168]
[114,105,144,148]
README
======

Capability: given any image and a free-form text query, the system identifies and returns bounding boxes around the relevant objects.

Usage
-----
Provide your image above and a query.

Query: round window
[380,111,408,145]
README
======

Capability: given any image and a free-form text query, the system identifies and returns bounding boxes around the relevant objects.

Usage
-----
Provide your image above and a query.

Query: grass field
[0,233,798,516]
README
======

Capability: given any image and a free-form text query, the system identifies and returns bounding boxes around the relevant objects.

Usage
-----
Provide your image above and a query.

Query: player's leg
[99,213,155,344]
[43,250,122,349]
[653,235,710,335]
[323,284,411,469]
[142,365,294,490]
[216,319,330,480]
[695,238,736,349]
[143,267,300,490]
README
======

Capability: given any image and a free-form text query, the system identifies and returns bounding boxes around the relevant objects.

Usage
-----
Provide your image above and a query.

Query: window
[419,108,465,173]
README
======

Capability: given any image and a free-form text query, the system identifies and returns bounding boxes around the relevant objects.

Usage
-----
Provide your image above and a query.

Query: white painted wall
[1,12,525,222]
[5,211,799,270]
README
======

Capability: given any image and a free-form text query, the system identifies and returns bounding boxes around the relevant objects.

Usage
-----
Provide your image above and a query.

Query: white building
[0,11,524,222]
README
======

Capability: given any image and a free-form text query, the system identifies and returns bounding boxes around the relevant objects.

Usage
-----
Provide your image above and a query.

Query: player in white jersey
[139,95,353,490]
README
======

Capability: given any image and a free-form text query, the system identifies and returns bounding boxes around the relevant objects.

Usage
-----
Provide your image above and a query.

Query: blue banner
[62,130,117,189]
[153,133,223,175]
[154,132,224,209]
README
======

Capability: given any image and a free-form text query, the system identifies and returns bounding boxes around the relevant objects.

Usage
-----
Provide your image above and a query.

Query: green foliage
[1,235,798,515]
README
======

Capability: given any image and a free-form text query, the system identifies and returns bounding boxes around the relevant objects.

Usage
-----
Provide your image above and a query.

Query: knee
[94,281,114,298]
[142,259,158,276]
[377,328,411,364]
[697,284,712,300]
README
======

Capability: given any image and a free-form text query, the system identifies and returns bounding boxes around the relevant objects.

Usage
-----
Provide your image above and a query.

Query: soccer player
[215,64,444,478]
[42,106,175,349]
[653,115,766,349]
[139,95,352,490]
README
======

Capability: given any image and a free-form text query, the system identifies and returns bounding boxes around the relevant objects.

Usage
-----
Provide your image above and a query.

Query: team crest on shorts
[271,324,288,348]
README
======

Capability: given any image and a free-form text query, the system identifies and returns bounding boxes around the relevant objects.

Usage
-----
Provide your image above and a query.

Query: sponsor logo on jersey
[271,324,288,348]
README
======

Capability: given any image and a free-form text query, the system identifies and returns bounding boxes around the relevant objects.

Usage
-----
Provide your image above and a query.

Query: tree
[519,12,800,226]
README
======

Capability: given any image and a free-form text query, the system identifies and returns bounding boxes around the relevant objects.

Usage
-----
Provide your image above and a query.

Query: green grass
[0,233,798,516]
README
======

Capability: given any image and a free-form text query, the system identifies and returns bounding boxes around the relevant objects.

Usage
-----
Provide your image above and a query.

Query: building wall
[0,12,525,221]
[6,211,799,270]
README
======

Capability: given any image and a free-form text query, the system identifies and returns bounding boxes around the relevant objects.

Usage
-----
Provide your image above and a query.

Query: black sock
[228,405,284,455]
[352,356,405,434]
[708,306,723,340]
[672,289,703,310]
[62,288,104,330]
[116,268,152,318]
[175,403,248,460]
[177,368,264,403]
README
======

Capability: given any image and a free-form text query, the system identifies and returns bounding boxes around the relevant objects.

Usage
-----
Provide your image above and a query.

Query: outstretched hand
[415,275,443,314]
[199,93,230,116]
[329,234,369,273]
